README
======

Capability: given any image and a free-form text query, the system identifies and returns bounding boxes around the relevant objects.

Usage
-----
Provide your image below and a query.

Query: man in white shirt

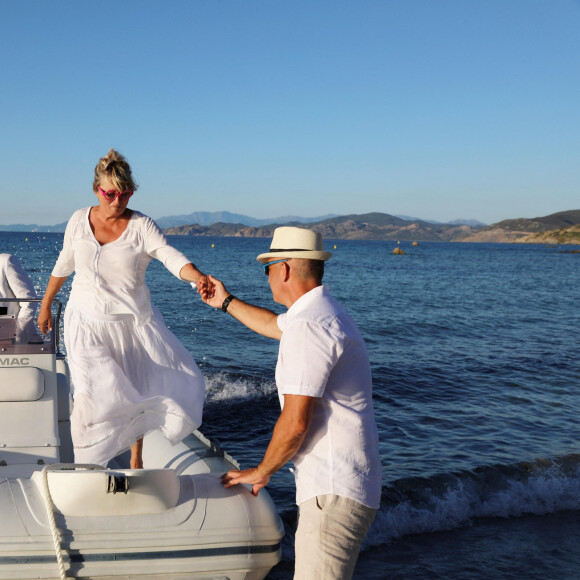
[0,253,38,342]
[200,227,381,580]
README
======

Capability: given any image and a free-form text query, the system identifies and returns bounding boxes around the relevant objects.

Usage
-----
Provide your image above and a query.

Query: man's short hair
[291,259,325,284]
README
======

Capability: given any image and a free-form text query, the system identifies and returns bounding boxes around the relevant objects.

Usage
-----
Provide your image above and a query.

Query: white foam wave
[204,371,277,404]
[479,465,580,518]
[366,460,580,549]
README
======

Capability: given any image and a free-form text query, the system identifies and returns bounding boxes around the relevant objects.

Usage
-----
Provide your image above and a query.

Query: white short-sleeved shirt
[52,208,190,323]
[276,285,381,509]
[0,253,37,316]
[0,253,38,341]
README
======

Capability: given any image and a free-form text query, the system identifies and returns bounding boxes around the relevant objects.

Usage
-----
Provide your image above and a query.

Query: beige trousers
[293,494,377,580]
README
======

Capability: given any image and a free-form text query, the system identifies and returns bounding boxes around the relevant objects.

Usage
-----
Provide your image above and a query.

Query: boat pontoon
[0,299,283,580]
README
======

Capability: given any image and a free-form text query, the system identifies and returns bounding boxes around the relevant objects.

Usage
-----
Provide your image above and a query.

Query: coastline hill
[3,210,578,244]
[0,211,337,233]
[517,223,580,245]
[460,210,580,244]
[164,212,482,241]
[0,211,335,233]
[0,222,68,233]
[155,211,338,229]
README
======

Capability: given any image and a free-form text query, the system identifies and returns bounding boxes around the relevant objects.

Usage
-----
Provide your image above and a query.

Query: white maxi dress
[52,207,206,466]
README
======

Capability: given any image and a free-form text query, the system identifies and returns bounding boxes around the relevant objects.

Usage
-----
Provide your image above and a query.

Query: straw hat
[256,227,332,264]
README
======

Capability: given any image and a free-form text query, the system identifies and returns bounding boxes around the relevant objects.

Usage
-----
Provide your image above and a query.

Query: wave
[367,454,580,548]
[204,371,277,405]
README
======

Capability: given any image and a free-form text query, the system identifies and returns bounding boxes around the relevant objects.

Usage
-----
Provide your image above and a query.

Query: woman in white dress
[38,149,209,469]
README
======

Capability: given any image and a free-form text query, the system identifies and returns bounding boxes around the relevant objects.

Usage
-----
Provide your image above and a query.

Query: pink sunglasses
[97,186,133,202]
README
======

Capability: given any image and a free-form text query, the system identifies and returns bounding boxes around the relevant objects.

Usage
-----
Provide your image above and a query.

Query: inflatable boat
[0,299,283,580]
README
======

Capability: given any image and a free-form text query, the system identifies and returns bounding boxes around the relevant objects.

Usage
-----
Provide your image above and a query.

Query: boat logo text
[0,357,30,366]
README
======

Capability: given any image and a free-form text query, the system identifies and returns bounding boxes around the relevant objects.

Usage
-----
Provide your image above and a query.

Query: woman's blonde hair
[92,149,138,193]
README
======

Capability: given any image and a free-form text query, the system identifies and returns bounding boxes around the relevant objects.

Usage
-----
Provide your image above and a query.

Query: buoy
[412,242,419,247]
[211,243,215,248]
[25,238,28,241]
[334,245,337,249]
[392,247,406,255]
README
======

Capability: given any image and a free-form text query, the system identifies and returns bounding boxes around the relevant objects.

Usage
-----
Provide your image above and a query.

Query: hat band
[269,248,315,253]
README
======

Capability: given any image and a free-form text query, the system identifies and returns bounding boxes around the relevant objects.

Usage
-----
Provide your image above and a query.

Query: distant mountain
[446,218,487,227]
[0,222,68,233]
[396,215,487,226]
[460,210,580,243]
[155,211,338,229]
[0,212,338,233]
[395,215,440,224]
[165,212,483,242]
[4,210,576,244]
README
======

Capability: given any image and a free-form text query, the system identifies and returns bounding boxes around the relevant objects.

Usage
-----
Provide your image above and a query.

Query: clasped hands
[198,274,230,309]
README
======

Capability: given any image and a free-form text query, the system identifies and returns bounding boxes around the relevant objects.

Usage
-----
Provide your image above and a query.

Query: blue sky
[1,0,578,226]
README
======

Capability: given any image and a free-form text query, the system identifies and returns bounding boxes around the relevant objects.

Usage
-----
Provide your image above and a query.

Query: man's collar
[287,284,326,314]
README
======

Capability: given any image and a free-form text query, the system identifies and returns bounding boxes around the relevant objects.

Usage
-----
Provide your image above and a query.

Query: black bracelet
[221,295,236,313]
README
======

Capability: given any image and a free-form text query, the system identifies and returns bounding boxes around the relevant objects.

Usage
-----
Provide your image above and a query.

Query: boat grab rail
[40,463,106,580]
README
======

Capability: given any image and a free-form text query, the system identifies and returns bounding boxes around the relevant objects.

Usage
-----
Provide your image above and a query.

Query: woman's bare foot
[130,438,144,469]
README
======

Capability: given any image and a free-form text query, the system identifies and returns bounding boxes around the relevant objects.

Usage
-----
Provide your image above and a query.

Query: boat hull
[0,325,284,580]
[0,437,283,579]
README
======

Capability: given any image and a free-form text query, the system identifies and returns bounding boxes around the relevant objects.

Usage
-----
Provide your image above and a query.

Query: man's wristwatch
[221,295,236,313]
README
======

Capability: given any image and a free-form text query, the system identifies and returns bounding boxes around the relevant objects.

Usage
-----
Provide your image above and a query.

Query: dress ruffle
[64,305,205,466]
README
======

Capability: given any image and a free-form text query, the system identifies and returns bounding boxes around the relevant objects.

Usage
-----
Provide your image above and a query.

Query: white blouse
[52,208,190,323]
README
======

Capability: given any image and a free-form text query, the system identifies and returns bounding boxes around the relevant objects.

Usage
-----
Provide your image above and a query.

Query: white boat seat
[0,365,60,466]
[0,367,44,401]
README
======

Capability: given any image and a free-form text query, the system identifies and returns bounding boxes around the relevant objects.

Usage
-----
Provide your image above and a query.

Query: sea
[2,230,580,580]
